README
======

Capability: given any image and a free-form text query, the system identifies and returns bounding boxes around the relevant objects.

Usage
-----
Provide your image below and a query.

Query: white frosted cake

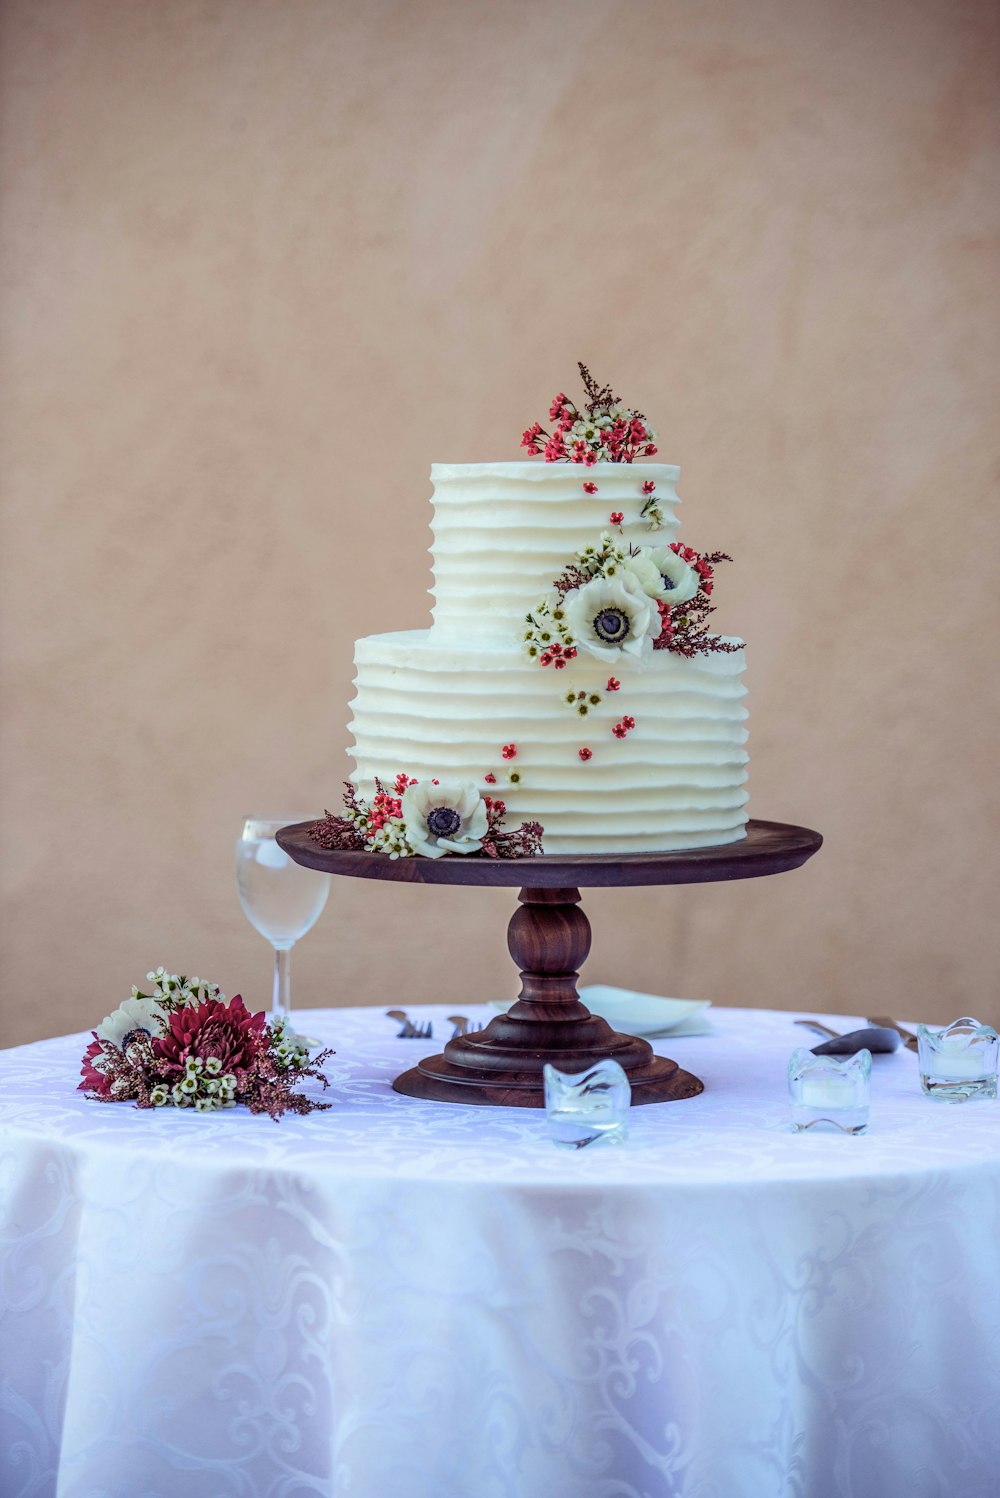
[346,437,749,854]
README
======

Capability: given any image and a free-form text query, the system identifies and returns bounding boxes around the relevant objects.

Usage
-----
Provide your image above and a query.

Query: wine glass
[236,817,331,1025]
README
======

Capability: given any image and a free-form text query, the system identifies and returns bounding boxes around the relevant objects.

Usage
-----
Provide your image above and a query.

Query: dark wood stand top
[277,819,822,1109]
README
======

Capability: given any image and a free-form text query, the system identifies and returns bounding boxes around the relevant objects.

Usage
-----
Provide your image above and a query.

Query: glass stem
[272,946,292,1024]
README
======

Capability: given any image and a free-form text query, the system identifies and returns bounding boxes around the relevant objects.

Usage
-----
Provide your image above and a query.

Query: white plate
[489,987,711,1038]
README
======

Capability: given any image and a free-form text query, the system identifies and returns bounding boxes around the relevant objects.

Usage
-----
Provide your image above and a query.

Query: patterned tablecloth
[1,1005,998,1498]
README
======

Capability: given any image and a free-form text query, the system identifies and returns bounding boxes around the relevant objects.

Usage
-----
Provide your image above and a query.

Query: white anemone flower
[562,572,660,663]
[401,781,489,859]
[620,548,668,600]
[647,546,700,606]
[97,992,169,1050]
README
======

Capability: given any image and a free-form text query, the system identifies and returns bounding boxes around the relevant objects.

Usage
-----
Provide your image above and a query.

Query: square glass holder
[917,1017,999,1103]
[788,1047,872,1135]
[543,1059,631,1148]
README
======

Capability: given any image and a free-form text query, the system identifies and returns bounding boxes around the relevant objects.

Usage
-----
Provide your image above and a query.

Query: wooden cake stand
[277,819,822,1109]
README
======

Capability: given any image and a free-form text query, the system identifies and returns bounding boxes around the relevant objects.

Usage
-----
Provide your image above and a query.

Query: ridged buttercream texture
[347,462,749,855]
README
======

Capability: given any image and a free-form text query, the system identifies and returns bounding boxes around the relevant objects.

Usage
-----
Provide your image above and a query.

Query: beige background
[1,0,998,1050]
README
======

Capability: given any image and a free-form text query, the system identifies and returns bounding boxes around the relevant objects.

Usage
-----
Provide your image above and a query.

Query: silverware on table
[447,1015,484,1039]
[794,1019,902,1056]
[866,1015,920,1052]
[385,1009,433,1039]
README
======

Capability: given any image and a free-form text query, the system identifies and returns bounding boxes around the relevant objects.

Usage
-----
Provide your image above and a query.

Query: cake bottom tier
[348,630,749,854]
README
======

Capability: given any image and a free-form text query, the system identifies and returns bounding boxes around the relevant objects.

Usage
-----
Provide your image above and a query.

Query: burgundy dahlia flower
[151,995,265,1075]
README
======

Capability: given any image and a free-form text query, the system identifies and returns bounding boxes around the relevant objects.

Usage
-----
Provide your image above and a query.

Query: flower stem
[272,945,292,1024]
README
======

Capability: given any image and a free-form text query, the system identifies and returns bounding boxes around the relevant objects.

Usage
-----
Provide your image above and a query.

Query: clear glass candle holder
[917,1017,998,1103]
[788,1047,872,1135]
[543,1059,631,1149]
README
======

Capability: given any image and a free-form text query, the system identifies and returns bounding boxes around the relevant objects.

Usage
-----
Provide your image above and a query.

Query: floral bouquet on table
[79,967,334,1118]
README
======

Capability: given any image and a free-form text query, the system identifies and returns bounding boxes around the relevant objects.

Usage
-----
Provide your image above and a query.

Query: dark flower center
[592,608,631,644]
[120,1027,153,1051]
[427,806,462,838]
[660,572,676,590]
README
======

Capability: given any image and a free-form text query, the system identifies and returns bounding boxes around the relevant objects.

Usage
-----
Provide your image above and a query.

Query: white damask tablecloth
[1,1005,999,1498]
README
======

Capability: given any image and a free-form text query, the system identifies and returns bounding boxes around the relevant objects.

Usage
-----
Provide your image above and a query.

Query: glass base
[790,1107,869,1135]
[547,1116,629,1149]
[921,1075,997,1103]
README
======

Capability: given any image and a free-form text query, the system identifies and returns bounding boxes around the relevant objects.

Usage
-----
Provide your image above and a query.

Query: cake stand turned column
[393,886,702,1107]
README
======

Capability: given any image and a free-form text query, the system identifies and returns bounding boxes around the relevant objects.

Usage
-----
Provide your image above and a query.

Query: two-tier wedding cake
[317,368,748,859]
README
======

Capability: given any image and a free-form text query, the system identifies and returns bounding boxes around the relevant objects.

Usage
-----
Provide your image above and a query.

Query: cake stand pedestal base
[393,887,700,1108]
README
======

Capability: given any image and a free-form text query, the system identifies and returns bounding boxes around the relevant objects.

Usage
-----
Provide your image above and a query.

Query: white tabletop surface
[1,1005,998,1498]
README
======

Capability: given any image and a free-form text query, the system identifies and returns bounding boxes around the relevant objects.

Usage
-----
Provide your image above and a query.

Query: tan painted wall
[2,0,998,1050]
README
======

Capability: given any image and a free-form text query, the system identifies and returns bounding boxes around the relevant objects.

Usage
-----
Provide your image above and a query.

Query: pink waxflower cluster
[539,640,577,669]
[670,541,716,595]
[364,774,416,834]
[520,364,658,465]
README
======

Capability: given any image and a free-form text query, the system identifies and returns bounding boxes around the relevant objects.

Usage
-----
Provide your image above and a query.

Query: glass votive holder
[917,1017,998,1103]
[543,1058,631,1149]
[788,1047,872,1135]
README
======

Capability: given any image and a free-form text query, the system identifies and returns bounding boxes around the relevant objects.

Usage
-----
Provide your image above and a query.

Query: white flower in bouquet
[270,1015,314,1070]
[561,572,660,663]
[97,992,168,1050]
[401,782,489,859]
[646,546,699,606]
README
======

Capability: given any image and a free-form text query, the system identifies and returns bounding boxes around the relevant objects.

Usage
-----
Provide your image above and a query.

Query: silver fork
[448,1015,484,1039]
[386,1009,433,1039]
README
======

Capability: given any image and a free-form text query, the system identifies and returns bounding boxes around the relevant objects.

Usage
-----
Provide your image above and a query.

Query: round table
[1,1005,998,1498]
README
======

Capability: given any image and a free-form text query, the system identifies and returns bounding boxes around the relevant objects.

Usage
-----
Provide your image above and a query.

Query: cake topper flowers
[79,969,333,1118]
[310,774,544,859]
[521,363,657,464]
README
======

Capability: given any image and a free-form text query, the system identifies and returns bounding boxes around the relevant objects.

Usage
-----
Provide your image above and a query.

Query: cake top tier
[428,462,683,643]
